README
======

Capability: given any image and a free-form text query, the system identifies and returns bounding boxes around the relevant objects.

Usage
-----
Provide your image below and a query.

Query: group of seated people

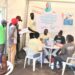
[26,28,75,71]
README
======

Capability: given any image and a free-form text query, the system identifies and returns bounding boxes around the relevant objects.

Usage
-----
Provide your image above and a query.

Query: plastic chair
[61,57,75,75]
[5,61,13,75]
[23,47,42,71]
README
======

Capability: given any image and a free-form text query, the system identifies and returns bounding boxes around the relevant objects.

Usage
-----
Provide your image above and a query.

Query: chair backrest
[5,61,13,75]
[70,53,75,65]
[23,47,42,59]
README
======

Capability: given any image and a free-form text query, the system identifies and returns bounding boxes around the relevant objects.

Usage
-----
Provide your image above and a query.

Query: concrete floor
[11,59,74,75]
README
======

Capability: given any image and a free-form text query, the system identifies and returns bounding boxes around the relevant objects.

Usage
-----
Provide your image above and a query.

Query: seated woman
[54,30,65,55]
[54,30,65,44]
[54,34,75,70]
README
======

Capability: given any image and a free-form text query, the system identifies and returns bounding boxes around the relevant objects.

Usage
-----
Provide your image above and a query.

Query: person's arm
[59,44,66,55]
[54,35,57,41]
[9,27,15,39]
[61,36,66,44]
[28,27,37,33]
[19,28,29,35]
[38,40,44,52]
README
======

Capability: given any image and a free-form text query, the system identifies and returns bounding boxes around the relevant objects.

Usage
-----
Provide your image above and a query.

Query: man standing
[8,16,22,66]
[0,20,7,54]
[15,16,22,59]
[0,20,7,65]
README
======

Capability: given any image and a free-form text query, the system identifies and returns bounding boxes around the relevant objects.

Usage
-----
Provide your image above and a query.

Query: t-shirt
[28,20,37,39]
[28,38,43,53]
[28,20,36,32]
[0,25,6,44]
[60,43,75,61]
[54,35,65,44]
[9,25,17,46]
[40,33,50,45]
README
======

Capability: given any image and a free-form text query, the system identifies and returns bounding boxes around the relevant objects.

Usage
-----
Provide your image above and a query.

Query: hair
[16,16,22,21]
[30,13,34,20]
[58,30,63,36]
[66,34,74,43]
[34,32,40,38]
[44,29,48,35]
[1,20,7,27]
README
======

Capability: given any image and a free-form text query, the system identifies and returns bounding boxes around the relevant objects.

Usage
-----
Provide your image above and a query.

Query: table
[44,45,61,67]
[44,45,60,56]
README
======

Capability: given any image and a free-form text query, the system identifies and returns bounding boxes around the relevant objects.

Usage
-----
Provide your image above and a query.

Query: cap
[11,18,18,25]
[1,20,7,25]
[16,16,22,21]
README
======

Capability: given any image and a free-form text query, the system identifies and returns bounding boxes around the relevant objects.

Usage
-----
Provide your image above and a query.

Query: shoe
[52,67,57,71]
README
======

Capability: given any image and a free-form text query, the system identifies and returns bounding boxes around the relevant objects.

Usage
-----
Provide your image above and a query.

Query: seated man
[40,29,50,45]
[40,29,50,62]
[27,32,43,58]
[54,34,75,70]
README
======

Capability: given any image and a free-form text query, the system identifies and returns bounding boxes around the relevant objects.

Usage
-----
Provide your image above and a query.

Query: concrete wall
[0,0,75,49]
[0,0,75,27]
[0,0,28,50]
[7,0,27,29]
[0,0,6,7]
[7,0,28,49]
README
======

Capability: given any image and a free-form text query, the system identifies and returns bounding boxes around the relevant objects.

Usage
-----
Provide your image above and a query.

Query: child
[0,55,7,75]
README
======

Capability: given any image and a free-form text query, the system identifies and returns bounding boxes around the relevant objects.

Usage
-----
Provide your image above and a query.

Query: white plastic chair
[62,57,75,75]
[23,47,42,71]
[5,61,13,75]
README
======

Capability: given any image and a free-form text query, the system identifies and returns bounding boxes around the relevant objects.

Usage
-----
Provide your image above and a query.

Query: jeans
[54,56,64,69]
[0,44,5,54]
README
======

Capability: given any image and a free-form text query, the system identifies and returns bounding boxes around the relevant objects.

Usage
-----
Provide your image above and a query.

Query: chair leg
[73,71,75,75]
[40,53,42,68]
[41,60,42,68]
[28,59,31,65]
[24,57,27,68]
[33,59,36,71]
[62,62,66,75]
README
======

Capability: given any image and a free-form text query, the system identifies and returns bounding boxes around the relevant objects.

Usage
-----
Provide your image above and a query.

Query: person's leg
[56,49,61,55]
[0,44,5,65]
[42,50,45,63]
[58,58,63,68]
[54,56,63,69]
[54,57,58,69]
[44,48,49,61]
[16,39,20,59]
[11,44,16,67]
[8,47,11,62]
[30,33,35,39]
[0,44,5,54]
